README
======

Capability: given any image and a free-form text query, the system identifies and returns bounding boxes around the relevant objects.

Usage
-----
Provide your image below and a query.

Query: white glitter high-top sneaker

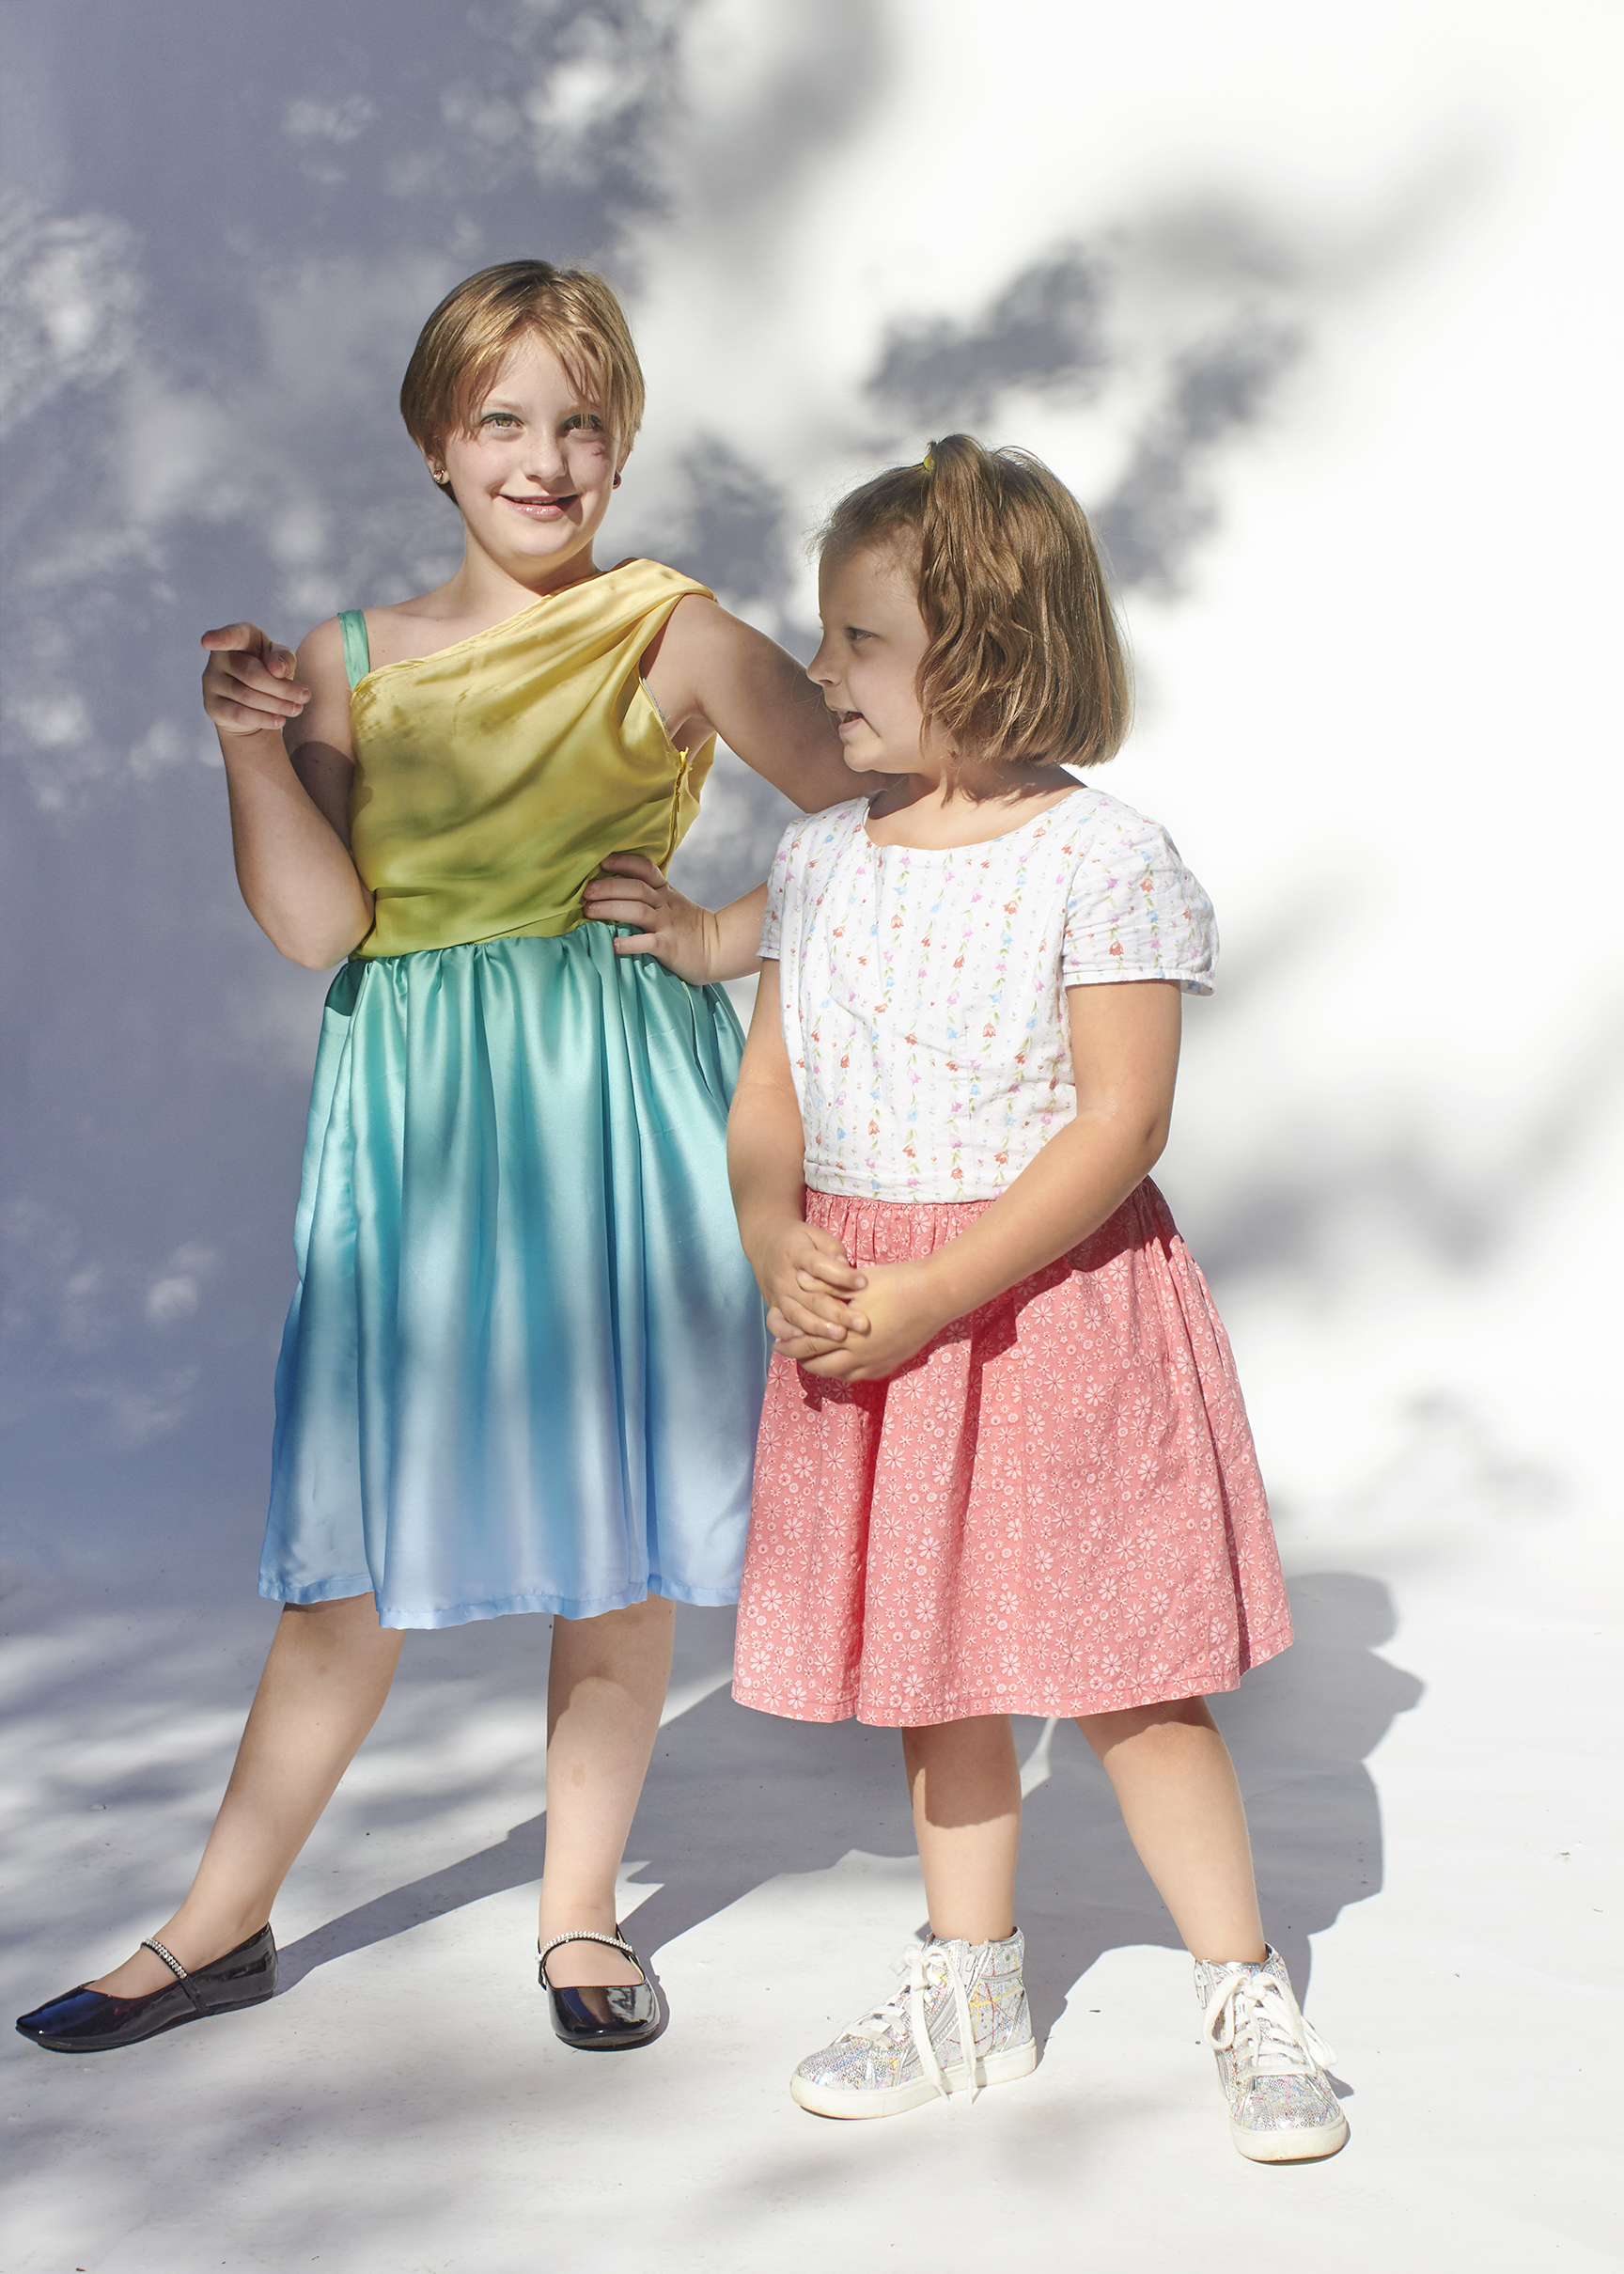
[1195,1947,1349,2162]
[791,1931,1035,2119]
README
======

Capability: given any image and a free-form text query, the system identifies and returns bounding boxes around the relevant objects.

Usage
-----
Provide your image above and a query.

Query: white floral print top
[759,784,1216,1203]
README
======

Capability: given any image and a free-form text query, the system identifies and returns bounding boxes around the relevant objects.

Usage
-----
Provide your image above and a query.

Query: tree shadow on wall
[666,194,1418,913]
[867,212,1304,599]
[276,1568,1420,2049]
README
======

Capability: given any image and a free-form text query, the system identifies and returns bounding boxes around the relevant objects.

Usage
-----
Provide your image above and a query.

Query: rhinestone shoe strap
[538,1928,638,1975]
[140,1936,210,2014]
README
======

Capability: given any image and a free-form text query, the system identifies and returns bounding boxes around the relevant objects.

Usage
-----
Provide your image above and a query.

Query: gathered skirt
[263,926,768,1629]
[732,1182,1290,1726]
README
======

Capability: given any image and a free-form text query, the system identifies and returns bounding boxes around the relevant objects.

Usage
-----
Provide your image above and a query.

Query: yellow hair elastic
[921,447,934,473]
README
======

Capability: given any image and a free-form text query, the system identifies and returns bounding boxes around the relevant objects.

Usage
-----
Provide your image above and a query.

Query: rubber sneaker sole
[1232,2111,1349,2162]
[790,2036,1037,2119]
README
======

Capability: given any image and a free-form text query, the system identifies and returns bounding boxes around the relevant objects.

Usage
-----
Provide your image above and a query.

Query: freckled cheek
[455,444,508,491]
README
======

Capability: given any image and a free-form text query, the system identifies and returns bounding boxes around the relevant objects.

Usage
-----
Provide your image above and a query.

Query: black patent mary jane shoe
[15,1924,277,2054]
[539,1927,663,2051]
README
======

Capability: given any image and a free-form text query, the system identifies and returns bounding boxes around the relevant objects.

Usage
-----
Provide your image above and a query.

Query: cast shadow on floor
[276,1570,1421,2047]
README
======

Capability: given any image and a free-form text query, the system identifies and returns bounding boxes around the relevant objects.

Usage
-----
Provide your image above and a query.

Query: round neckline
[351,557,661,689]
[860,783,1087,855]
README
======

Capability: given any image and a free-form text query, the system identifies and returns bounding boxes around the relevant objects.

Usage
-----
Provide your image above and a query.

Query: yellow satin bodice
[346,558,715,960]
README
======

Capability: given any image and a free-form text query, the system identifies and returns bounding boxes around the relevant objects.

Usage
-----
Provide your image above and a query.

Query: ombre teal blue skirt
[262,924,768,1628]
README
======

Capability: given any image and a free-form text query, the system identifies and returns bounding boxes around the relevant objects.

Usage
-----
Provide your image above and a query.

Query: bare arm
[643,595,882,813]
[202,619,374,969]
[788,980,1185,1382]
[586,596,881,980]
[726,961,866,1339]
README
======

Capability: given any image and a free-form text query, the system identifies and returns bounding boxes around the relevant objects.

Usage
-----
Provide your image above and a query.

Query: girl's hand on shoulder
[787,1261,947,1383]
[753,1218,866,1347]
[585,854,719,981]
[202,622,310,740]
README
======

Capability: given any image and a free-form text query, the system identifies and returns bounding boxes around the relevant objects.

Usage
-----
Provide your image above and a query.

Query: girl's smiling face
[809,543,942,782]
[431,330,618,584]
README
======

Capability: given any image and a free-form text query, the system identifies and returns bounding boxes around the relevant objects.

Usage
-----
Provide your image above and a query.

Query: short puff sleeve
[1062,813,1217,995]
[757,824,797,960]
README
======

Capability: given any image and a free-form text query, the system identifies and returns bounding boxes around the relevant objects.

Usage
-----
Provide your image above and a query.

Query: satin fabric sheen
[262,561,766,1628]
[348,558,716,960]
[266,926,766,1626]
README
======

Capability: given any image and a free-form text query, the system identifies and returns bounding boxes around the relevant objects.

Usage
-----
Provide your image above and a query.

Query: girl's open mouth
[502,494,575,518]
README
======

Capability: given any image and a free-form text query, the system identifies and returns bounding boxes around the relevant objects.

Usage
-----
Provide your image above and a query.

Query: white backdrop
[2,4,1619,2268]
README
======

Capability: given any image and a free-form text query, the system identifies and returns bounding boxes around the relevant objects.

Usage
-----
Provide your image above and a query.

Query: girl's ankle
[86,1907,273,1998]
[541,1882,623,1937]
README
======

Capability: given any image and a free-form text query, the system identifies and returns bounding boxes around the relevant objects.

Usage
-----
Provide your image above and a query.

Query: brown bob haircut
[398,260,646,494]
[819,433,1132,786]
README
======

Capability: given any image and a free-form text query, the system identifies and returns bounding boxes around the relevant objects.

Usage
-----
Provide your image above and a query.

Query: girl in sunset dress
[17,261,861,2059]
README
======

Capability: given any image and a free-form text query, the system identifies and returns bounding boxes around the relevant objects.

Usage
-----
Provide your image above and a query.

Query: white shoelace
[841,1939,982,2104]
[1201,1963,1335,2087]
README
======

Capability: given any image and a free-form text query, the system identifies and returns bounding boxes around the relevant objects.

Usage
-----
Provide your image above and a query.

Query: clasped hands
[749,1219,950,1384]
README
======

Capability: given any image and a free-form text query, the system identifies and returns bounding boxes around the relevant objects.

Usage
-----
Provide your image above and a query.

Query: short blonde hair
[820,433,1131,783]
[398,260,646,487]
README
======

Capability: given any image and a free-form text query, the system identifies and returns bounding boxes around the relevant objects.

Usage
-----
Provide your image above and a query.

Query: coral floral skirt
[732,1182,1292,1728]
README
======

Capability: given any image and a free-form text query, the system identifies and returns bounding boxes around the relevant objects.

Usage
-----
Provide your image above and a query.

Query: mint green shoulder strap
[337,608,371,691]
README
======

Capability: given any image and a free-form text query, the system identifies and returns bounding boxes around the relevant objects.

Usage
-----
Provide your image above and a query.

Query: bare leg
[1078,1696,1266,1962]
[538,1595,674,1988]
[901,1715,1022,1944]
[91,1594,403,1998]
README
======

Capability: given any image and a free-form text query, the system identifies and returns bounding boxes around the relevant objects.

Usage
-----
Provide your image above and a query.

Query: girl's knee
[554,1592,673,1639]
[604,1592,676,1634]
[283,1592,383,1630]
[902,1712,1012,1749]
[1076,1694,1216,1756]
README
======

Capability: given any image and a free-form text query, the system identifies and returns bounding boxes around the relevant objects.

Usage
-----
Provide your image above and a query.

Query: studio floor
[3,1463,1615,2274]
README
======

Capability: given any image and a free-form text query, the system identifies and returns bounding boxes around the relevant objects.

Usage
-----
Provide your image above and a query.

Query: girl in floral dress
[719,434,1347,2161]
